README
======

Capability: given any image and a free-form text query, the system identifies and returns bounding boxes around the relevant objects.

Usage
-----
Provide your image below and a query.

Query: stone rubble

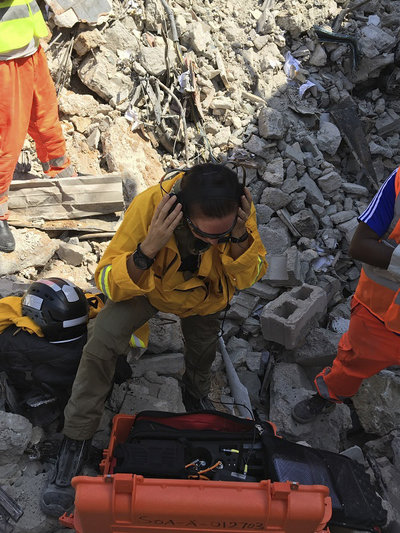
[1,0,400,530]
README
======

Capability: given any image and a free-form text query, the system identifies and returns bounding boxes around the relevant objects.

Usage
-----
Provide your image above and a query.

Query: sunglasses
[186,215,237,240]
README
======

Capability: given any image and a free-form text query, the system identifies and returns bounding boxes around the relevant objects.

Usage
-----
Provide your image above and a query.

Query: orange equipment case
[60,414,332,533]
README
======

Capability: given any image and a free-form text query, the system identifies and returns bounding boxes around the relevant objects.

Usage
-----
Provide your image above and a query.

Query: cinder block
[260,284,327,349]
[263,246,303,287]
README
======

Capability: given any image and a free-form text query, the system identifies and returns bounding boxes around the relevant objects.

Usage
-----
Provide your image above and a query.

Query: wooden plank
[9,174,124,220]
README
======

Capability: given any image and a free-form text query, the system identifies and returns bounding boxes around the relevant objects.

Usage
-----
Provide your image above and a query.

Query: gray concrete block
[243,281,280,300]
[263,246,303,287]
[260,284,327,349]
[226,292,259,320]
[132,353,184,377]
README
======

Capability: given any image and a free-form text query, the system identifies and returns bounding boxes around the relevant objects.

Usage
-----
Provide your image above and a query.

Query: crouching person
[40,163,268,517]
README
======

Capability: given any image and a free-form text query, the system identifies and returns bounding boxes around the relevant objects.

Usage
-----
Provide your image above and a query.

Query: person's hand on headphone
[141,195,183,258]
[231,187,252,240]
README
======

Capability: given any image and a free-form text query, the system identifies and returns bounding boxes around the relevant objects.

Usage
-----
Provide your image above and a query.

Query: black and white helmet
[22,278,89,343]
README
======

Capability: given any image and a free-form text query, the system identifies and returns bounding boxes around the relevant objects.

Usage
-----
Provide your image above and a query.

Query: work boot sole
[291,401,335,424]
[40,475,75,518]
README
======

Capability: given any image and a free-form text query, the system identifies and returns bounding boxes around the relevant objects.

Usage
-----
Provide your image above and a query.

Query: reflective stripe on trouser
[314,300,400,402]
[0,46,68,212]
[42,155,75,178]
[0,189,8,218]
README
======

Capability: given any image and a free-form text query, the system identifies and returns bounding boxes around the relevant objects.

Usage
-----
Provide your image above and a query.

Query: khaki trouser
[63,297,220,440]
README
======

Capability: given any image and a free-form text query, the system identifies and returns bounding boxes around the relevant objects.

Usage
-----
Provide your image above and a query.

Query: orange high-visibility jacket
[96,173,268,318]
[354,167,400,333]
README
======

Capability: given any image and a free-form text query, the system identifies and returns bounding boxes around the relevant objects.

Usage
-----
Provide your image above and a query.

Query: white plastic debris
[312,255,335,272]
[299,80,317,99]
[124,106,142,131]
[283,51,301,80]
[178,70,195,93]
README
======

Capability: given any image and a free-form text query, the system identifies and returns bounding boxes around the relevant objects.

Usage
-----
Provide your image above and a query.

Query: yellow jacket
[96,174,268,318]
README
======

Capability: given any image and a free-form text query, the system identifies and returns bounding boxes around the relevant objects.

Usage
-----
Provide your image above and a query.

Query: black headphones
[160,165,246,212]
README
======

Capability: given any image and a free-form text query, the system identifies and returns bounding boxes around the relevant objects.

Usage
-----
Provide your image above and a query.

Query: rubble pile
[1,0,400,531]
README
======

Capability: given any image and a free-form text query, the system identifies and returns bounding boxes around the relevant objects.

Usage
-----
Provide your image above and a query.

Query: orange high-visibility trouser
[0,46,70,219]
[315,299,400,402]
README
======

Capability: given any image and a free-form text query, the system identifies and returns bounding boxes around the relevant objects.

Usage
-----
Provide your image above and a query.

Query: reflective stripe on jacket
[0,0,48,54]
[95,173,268,318]
[354,167,400,333]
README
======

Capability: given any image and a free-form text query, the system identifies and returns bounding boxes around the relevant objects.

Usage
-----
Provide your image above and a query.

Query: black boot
[291,394,336,424]
[0,220,15,253]
[182,388,215,412]
[40,436,91,517]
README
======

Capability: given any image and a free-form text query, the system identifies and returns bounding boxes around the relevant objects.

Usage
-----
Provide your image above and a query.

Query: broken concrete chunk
[73,29,105,56]
[243,135,272,157]
[139,45,168,77]
[258,219,291,254]
[59,90,105,117]
[341,183,369,196]
[78,50,132,104]
[291,209,319,238]
[258,107,285,139]
[101,117,164,196]
[0,411,32,466]
[289,327,341,367]
[317,122,342,156]
[226,292,259,321]
[45,0,111,27]
[285,142,304,165]
[260,187,291,211]
[309,43,327,67]
[317,170,342,194]
[181,22,213,54]
[353,371,400,434]
[263,246,303,287]
[244,281,280,301]
[0,229,59,276]
[57,241,86,266]
[262,157,284,186]
[103,21,141,54]
[298,173,325,207]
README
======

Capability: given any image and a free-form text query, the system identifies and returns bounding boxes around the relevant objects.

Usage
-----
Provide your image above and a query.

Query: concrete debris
[2,0,400,529]
[44,0,112,27]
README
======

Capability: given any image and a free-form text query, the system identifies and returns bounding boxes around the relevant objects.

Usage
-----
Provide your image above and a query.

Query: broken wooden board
[330,96,379,191]
[9,174,124,220]
[7,217,118,233]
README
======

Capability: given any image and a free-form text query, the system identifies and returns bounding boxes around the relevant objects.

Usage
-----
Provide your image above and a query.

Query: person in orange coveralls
[0,0,75,253]
[292,167,400,423]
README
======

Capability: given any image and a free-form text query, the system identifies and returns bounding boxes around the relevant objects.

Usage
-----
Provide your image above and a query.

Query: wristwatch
[132,243,155,270]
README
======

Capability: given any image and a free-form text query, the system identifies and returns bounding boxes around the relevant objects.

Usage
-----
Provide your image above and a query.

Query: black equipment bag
[261,432,387,532]
[113,410,274,482]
